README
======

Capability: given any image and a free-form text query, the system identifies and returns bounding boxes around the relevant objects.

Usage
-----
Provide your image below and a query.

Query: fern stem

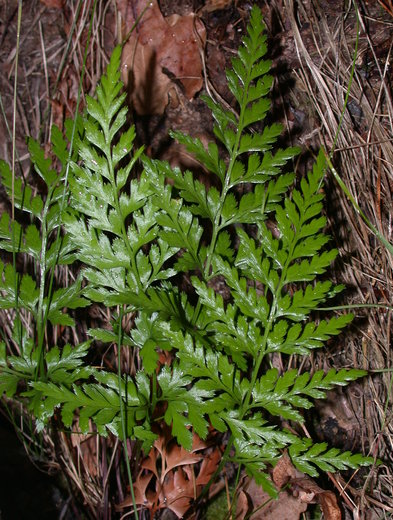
[117,306,139,520]
[151,370,158,416]
[203,88,249,279]
[241,320,272,414]
[192,54,254,327]
[121,1,151,47]
[104,137,144,294]
[35,0,99,382]
[35,191,52,380]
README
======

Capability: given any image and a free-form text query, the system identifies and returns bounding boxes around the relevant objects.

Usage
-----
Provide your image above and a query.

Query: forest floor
[0,0,392,519]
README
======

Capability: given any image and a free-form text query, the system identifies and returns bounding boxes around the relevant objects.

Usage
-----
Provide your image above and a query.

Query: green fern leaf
[32,371,147,437]
[289,439,375,477]
[250,367,367,421]
[0,261,39,312]
[28,138,58,188]
[0,160,44,216]
[166,132,226,183]
[45,342,93,384]
[158,365,211,449]
[267,313,353,355]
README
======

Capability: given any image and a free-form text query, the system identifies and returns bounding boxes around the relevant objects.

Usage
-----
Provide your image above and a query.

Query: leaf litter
[117,0,206,115]
[117,426,221,518]
[236,452,341,520]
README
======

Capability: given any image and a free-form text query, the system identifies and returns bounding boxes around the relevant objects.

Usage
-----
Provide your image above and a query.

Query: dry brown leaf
[133,471,154,506]
[195,447,222,487]
[274,452,342,520]
[236,453,342,520]
[141,446,160,478]
[292,477,342,520]
[272,451,299,488]
[164,445,203,477]
[117,428,221,518]
[159,467,196,517]
[238,477,308,520]
[236,489,250,520]
[118,0,206,114]
[319,491,342,520]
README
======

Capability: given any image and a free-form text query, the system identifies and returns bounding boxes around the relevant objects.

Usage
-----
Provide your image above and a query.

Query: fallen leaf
[236,453,342,520]
[133,471,154,506]
[272,451,298,488]
[319,491,342,520]
[236,489,250,520]
[239,477,308,520]
[160,467,196,518]
[117,427,221,517]
[141,446,159,479]
[164,444,203,478]
[118,0,206,114]
[292,477,342,520]
[195,447,222,487]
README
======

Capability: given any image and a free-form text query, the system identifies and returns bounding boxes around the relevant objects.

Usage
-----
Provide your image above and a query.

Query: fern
[0,109,89,392]
[0,4,374,508]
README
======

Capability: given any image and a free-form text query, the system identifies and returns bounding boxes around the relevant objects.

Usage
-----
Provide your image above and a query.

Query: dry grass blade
[285,0,393,515]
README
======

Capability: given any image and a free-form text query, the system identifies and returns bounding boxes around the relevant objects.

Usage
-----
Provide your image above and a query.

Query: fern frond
[290,439,375,477]
[0,5,374,506]
[0,260,39,312]
[45,342,94,383]
[250,367,367,421]
[0,160,44,216]
[0,339,38,397]
[65,46,178,319]
[267,313,353,355]
[32,370,150,438]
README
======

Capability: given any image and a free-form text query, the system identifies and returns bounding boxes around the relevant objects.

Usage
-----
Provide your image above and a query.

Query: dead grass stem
[286,0,393,515]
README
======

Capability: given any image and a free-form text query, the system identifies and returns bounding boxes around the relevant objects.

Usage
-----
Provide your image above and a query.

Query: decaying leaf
[237,478,308,520]
[117,427,221,517]
[272,450,298,488]
[236,452,342,520]
[291,477,342,520]
[117,0,206,114]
